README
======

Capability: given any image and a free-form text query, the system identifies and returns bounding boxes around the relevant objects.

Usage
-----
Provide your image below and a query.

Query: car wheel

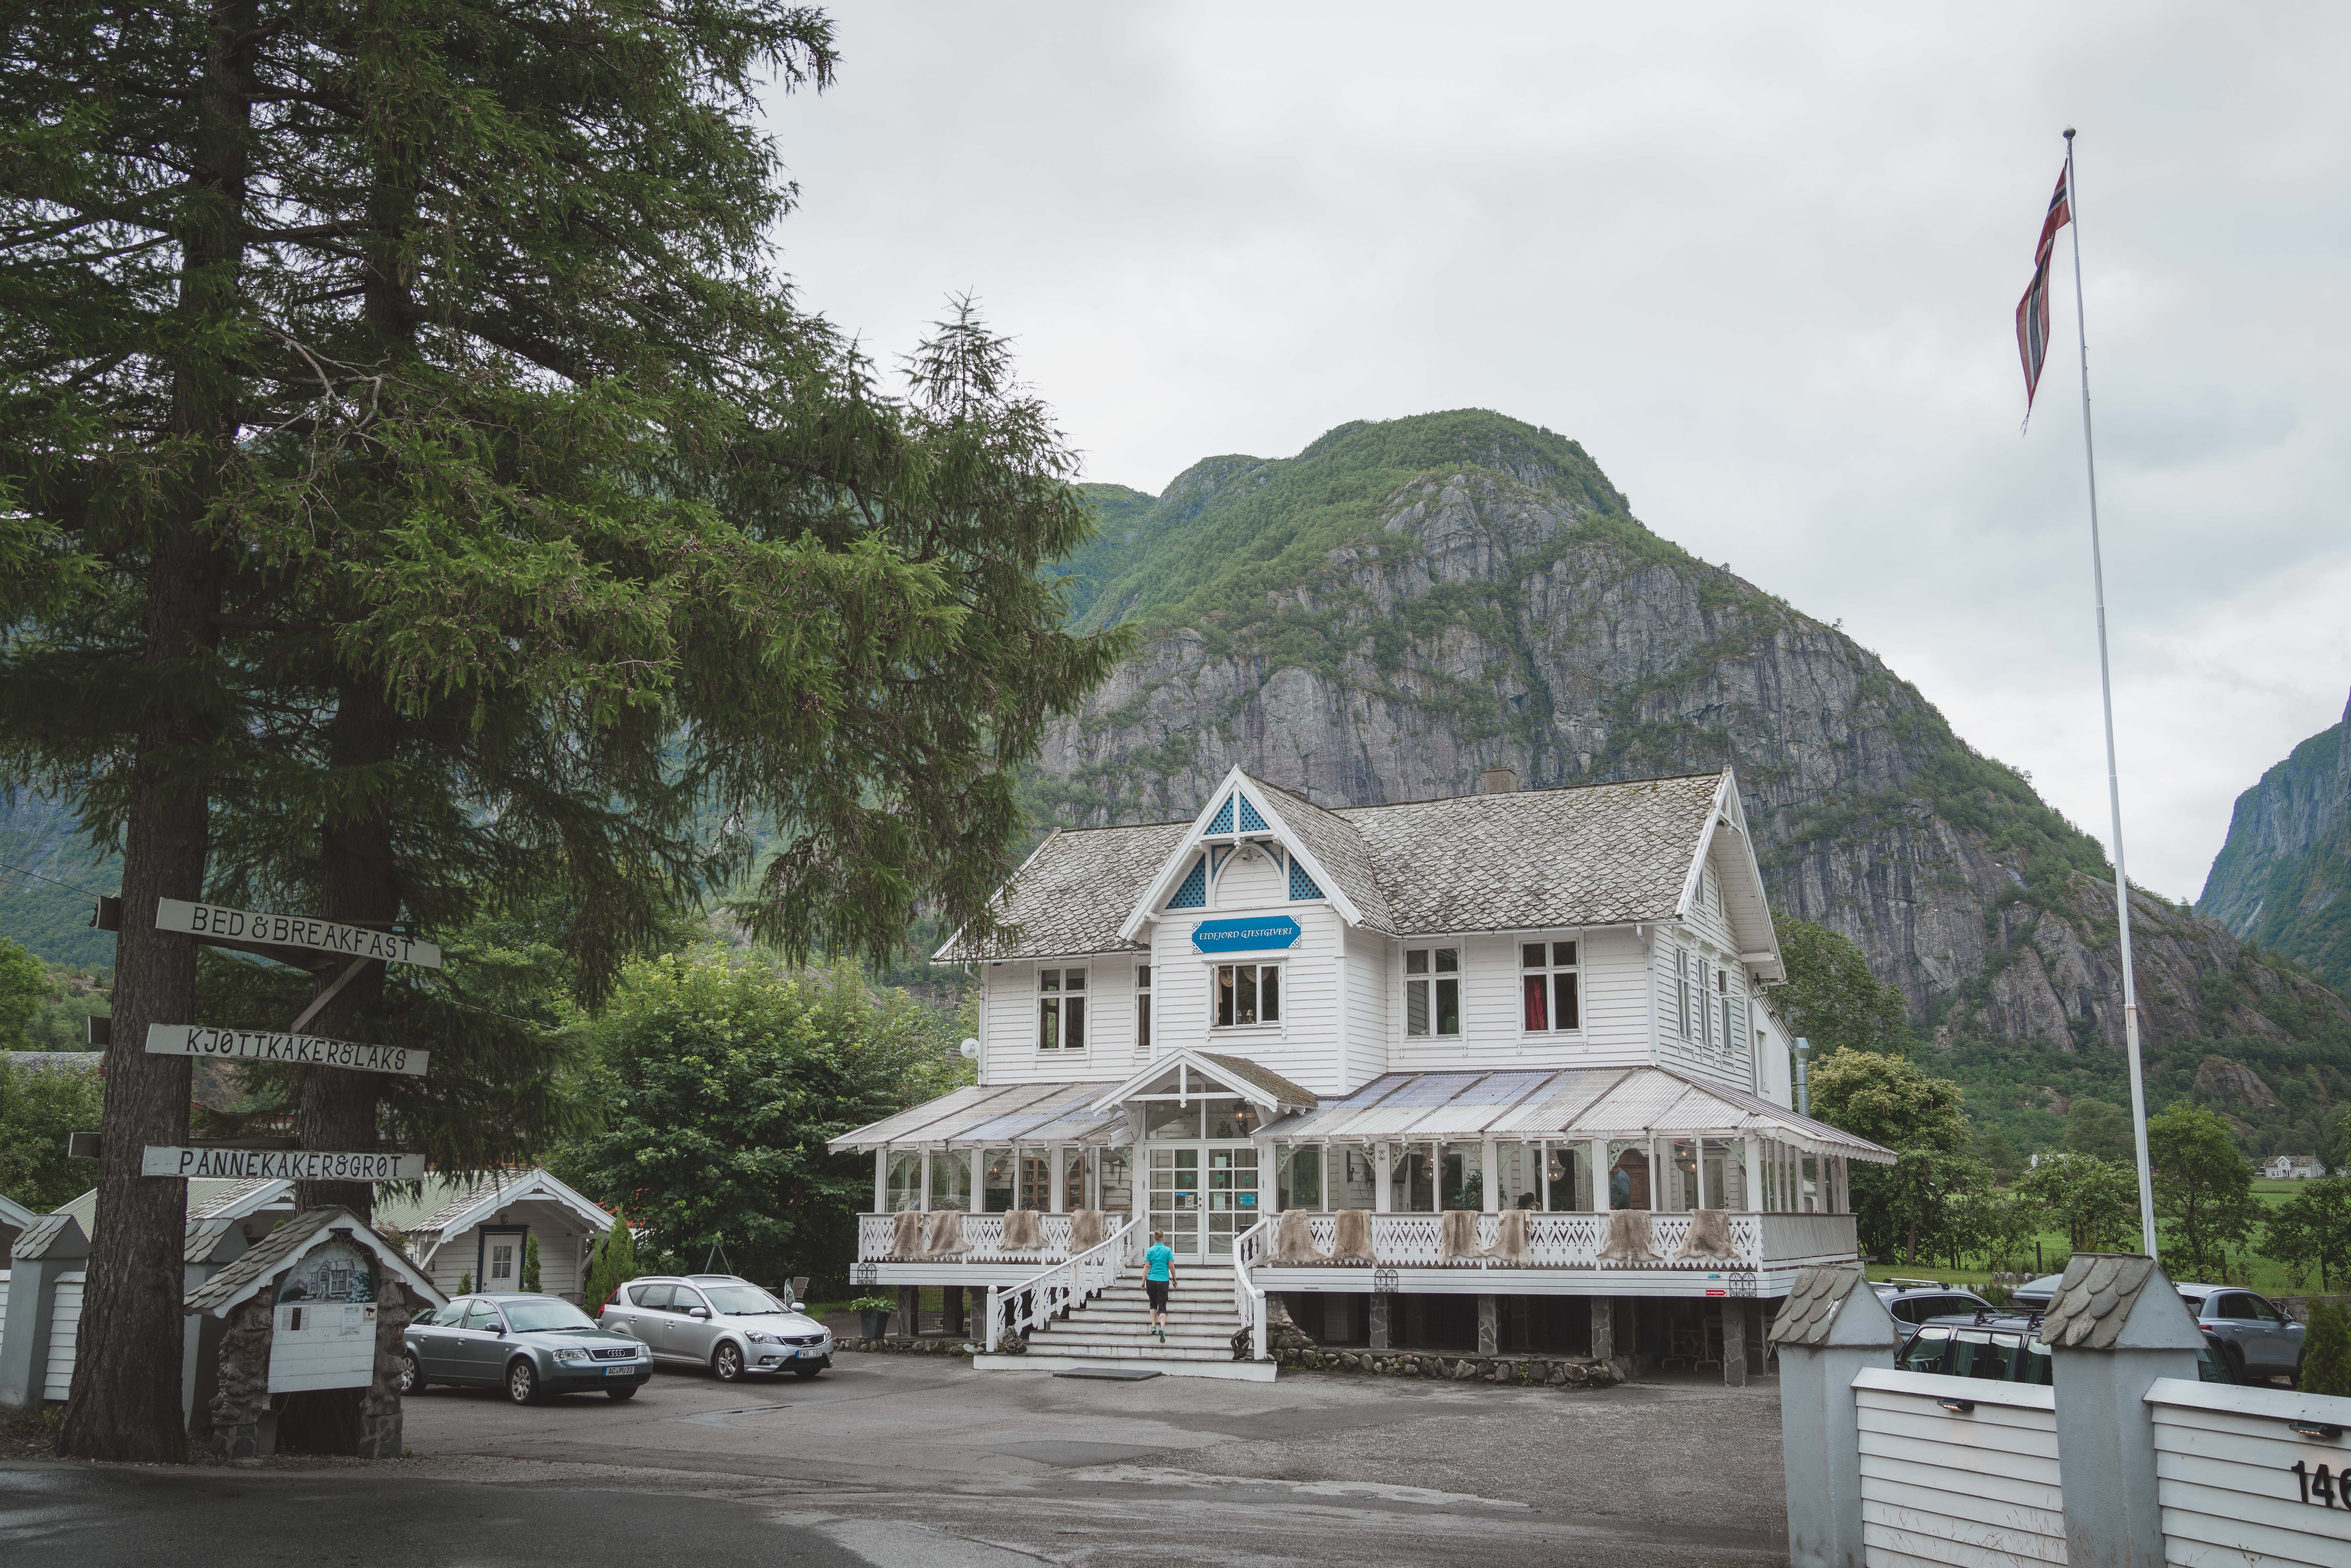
[712,1342,744,1381]
[606,1384,639,1401]
[792,1364,824,1380]
[398,1350,425,1395]
[507,1359,541,1405]
[2221,1340,2247,1381]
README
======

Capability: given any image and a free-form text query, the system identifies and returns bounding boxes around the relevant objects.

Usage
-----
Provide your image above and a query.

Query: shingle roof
[936,770,1729,961]
[2041,1253,2161,1349]
[186,1205,442,1317]
[940,822,1191,962]
[1771,1264,1867,1348]
[11,1213,86,1262]
[1194,1053,1319,1110]
[371,1167,611,1240]
[1335,773,1723,935]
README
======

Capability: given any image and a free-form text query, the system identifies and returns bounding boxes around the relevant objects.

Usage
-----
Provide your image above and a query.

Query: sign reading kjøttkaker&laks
[154,898,442,969]
[140,1147,426,1181]
[144,1023,429,1077]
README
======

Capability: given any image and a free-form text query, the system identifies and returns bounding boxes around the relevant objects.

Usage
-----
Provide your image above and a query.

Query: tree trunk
[294,684,401,1219]
[55,8,254,1464]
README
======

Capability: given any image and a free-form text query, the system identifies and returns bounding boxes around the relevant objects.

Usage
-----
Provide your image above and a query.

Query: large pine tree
[3,2,1124,1460]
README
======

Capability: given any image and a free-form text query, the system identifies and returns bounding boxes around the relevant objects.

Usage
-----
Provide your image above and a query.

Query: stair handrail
[1230,1215,1272,1361]
[984,1214,1141,1353]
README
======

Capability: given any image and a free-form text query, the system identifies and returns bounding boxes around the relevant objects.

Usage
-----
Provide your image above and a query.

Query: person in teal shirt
[1144,1230,1176,1340]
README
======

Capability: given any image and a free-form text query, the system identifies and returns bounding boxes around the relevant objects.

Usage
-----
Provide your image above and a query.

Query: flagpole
[2064,126,2159,1259]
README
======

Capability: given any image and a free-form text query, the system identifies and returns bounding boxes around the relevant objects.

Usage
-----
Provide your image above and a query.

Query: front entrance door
[1149,1146,1259,1262]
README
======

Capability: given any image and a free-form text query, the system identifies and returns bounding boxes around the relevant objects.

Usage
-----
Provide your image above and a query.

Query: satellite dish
[960,1038,980,1060]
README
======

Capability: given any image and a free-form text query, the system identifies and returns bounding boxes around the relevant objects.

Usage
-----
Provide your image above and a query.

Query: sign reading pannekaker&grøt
[144,1023,429,1077]
[140,1147,426,1181]
[154,897,442,969]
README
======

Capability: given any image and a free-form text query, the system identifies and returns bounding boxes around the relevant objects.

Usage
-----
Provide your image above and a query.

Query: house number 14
[2290,1461,2346,1512]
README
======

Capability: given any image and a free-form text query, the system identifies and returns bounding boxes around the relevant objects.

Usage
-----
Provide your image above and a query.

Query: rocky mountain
[1036,411,2351,1141]
[2197,691,2351,993]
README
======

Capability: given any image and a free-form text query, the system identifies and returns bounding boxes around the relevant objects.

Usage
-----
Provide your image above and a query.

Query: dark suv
[1871,1279,1996,1325]
[1897,1308,2238,1386]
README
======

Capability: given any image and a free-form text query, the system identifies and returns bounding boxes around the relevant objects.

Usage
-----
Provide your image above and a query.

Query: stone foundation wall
[356,1280,412,1460]
[1270,1345,1627,1385]
[196,1289,276,1461]
[836,1337,976,1356]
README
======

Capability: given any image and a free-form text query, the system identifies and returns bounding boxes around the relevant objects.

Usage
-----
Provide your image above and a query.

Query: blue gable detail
[1206,797,1234,835]
[1287,859,1324,900]
[1236,795,1268,833]
[1168,856,1209,909]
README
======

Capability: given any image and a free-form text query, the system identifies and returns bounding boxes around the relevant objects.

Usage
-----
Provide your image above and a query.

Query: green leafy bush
[2299,1300,2350,1398]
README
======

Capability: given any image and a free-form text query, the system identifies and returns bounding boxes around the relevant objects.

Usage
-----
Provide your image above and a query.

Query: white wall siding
[1579,927,1654,1057]
[1852,1368,2066,1568]
[266,1299,378,1393]
[1343,929,1388,1089]
[2148,1376,2351,1568]
[41,1271,84,1402]
[1156,902,1349,1096]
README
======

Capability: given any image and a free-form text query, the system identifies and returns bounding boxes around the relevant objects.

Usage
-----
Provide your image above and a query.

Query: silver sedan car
[599,1274,834,1381]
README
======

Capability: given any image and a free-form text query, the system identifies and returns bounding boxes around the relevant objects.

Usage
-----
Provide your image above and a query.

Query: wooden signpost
[141,899,441,1180]
[143,1023,429,1077]
[140,1148,427,1181]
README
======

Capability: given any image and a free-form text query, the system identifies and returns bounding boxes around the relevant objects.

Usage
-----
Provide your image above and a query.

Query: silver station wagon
[599,1274,834,1381]
[402,1293,653,1404]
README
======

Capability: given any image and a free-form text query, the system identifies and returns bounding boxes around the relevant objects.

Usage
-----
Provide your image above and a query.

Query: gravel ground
[1,1353,1792,1566]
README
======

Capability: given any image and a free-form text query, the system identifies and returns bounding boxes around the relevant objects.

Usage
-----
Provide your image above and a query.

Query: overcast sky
[758,3,2351,903]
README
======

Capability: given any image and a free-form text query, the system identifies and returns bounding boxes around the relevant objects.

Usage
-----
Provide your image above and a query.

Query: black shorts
[1147,1279,1170,1310]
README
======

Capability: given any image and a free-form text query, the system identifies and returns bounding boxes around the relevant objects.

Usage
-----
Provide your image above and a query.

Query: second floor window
[1521,940,1580,1031]
[1040,966,1086,1049]
[1136,964,1153,1051]
[1216,963,1280,1026]
[1676,946,1694,1040]
[1404,946,1460,1037]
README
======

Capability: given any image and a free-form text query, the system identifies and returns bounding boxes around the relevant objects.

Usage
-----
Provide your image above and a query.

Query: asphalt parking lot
[1,1353,1790,1567]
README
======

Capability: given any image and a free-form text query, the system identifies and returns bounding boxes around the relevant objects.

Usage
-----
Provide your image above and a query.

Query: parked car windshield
[704,1285,788,1315]
[502,1298,598,1332]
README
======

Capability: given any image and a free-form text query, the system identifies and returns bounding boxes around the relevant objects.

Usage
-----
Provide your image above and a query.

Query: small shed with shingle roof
[373,1167,613,1302]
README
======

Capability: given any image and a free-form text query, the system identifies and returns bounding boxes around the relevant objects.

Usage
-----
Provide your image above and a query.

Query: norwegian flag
[2016,167,2073,421]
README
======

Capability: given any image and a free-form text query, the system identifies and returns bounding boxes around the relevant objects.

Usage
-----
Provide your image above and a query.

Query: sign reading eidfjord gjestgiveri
[154,897,442,968]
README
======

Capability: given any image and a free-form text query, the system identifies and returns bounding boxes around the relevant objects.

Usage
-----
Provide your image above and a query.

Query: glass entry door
[1149,1148,1200,1259]
[1204,1146,1259,1259]
[1150,1146,1259,1262]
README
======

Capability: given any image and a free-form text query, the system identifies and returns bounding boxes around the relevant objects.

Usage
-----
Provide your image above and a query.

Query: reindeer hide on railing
[1596,1209,1662,1266]
[1331,1208,1375,1265]
[1673,1208,1739,1264]
[888,1210,924,1259]
[1068,1208,1106,1253]
[1000,1209,1045,1253]
[924,1210,968,1257]
[1266,1208,1328,1265]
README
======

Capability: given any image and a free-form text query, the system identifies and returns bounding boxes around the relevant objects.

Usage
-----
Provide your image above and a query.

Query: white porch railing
[1231,1218,1271,1361]
[857,1211,1076,1264]
[983,1216,1142,1352]
[1256,1211,1834,1270]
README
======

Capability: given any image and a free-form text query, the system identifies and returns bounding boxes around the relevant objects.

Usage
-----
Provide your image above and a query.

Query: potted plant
[851,1294,897,1338]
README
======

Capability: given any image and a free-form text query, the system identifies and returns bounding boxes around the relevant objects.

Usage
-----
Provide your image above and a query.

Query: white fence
[1852,1367,2066,1568]
[1231,1218,1269,1360]
[42,1270,84,1402]
[983,1217,1140,1352]
[2148,1377,2351,1568]
[1265,1211,1763,1269]
[858,1212,1079,1264]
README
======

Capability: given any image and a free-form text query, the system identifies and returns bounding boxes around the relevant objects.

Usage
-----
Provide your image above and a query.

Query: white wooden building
[831,766,1893,1378]
[374,1168,615,1302]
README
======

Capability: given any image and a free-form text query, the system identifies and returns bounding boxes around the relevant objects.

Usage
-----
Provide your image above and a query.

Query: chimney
[1478,767,1519,795]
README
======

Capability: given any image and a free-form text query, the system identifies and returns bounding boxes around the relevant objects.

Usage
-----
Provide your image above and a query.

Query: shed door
[43,1270,86,1401]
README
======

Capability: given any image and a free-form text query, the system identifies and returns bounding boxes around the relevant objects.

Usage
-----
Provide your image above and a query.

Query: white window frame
[1038,965,1087,1052]
[1675,946,1694,1041]
[1403,945,1462,1039]
[1212,960,1283,1030]
[1136,962,1153,1054]
[1716,967,1735,1056]
[1699,955,1715,1048]
[1517,936,1582,1035]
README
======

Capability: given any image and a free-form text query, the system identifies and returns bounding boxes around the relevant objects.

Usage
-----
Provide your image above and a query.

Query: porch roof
[1254,1065,1895,1163]
[826,1080,1127,1155]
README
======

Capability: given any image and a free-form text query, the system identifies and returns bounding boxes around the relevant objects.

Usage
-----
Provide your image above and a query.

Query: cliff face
[1040,410,2348,1061]
[2197,692,2351,992]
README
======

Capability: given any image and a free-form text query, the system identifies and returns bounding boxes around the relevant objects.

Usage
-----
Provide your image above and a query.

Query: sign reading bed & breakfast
[1191,916,1301,954]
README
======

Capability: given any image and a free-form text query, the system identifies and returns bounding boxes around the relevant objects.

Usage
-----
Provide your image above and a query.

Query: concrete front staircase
[971,1268,1276,1381]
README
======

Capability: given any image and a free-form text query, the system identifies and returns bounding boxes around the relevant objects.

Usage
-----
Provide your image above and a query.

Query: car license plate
[605,1365,633,1377]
